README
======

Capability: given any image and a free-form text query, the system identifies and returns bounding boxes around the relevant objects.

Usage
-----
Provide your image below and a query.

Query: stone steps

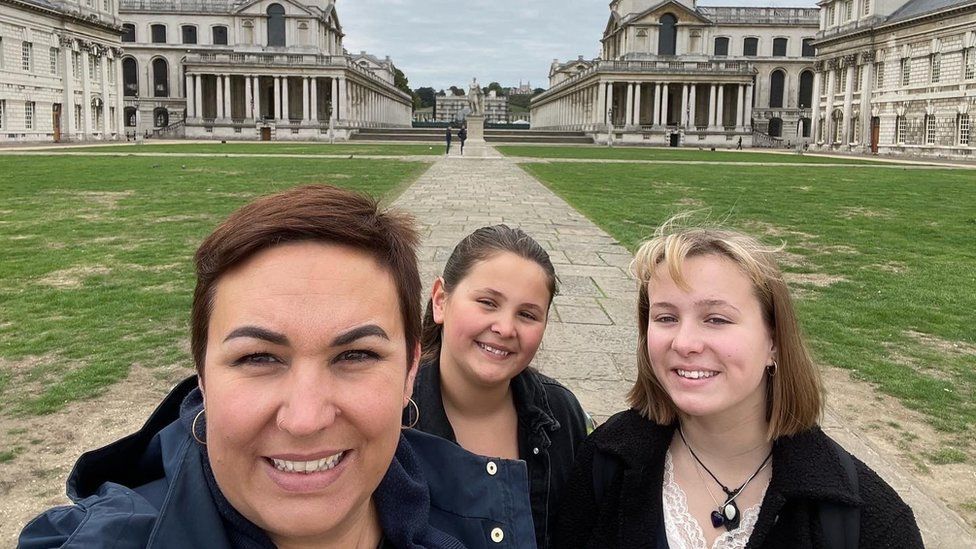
[350,127,593,144]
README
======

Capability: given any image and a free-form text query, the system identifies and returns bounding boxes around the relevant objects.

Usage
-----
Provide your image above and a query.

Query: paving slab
[391,146,974,548]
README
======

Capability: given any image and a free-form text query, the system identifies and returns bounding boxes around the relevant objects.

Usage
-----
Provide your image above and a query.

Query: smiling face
[646,254,776,422]
[200,241,417,546]
[432,252,551,389]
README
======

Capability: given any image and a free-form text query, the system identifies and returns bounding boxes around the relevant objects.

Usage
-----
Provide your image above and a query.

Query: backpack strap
[819,438,860,549]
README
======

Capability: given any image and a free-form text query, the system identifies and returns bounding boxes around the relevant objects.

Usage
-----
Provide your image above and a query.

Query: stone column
[311,77,318,122]
[273,76,280,120]
[842,64,855,144]
[195,74,203,120]
[661,83,670,126]
[81,46,91,137]
[689,84,697,128]
[62,43,76,139]
[100,51,110,136]
[680,83,688,127]
[709,84,718,128]
[633,83,642,126]
[625,83,634,128]
[330,77,339,121]
[716,85,725,129]
[744,84,754,130]
[302,77,310,122]
[223,75,232,119]
[186,73,195,119]
[652,83,661,126]
[860,62,873,148]
[595,82,604,124]
[253,76,261,120]
[825,69,836,142]
[338,76,347,121]
[115,52,124,136]
[736,84,745,129]
[282,77,290,121]
[244,75,252,120]
[810,71,822,141]
[605,82,613,124]
[216,74,225,119]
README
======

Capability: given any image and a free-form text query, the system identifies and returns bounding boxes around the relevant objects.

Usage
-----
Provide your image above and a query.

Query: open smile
[269,451,345,474]
[263,450,351,492]
[674,369,719,380]
[476,341,513,358]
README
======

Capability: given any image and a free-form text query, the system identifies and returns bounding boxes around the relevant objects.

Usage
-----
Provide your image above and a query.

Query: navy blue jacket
[19,376,537,549]
[409,362,590,549]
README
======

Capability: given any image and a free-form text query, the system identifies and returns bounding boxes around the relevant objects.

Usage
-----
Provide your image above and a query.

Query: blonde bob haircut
[628,219,822,440]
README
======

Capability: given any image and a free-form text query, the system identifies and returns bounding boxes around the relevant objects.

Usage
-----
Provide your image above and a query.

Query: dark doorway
[261,126,271,141]
[669,132,680,147]
[768,117,783,137]
[154,107,169,127]
[53,104,62,142]
[870,116,880,153]
[658,14,677,56]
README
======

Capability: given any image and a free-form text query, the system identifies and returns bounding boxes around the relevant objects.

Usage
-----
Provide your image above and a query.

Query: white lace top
[662,451,766,549]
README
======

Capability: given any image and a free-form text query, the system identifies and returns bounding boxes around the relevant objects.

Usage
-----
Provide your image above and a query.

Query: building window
[267,4,286,47]
[743,37,758,57]
[714,37,729,56]
[122,23,135,42]
[658,14,677,56]
[88,55,98,81]
[833,110,843,143]
[851,114,860,143]
[182,25,197,44]
[854,65,862,92]
[862,0,871,16]
[72,51,81,79]
[123,57,137,96]
[826,5,835,26]
[124,106,136,127]
[769,70,785,108]
[930,53,941,83]
[152,58,168,97]
[0,37,4,70]
[212,26,228,45]
[895,116,905,143]
[773,38,787,57]
[959,114,970,145]
[0,100,5,130]
[838,68,847,93]
[107,59,114,83]
[925,115,936,145]
[875,62,885,88]
[74,104,82,128]
[50,47,59,75]
[817,116,824,141]
[965,47,975,80]
[103,0,111,11]
[802,38,815,57]
[151,24,167,44]
[844,0,853,21]
[901,58,911,86]
[798,70,814,108]
[154,107,169,127]
[22,41,32,72]
[25,101,34,129]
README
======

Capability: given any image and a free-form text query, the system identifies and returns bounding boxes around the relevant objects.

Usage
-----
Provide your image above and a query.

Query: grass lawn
[0,154,429,415]
[63,142,444,156]
[522,161,976,445]
[497,145,896,164]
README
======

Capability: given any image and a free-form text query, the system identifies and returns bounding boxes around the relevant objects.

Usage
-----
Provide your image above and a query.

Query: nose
[670,320,704,356]
[274,365,339,437]
[490,313,517,339]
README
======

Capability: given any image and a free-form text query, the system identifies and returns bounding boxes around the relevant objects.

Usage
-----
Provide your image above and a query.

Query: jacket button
[490,527,504,543]
[486,461,497,475]
[532,447,540,455]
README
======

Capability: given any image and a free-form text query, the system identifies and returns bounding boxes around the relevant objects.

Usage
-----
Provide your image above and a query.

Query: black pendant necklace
[678,427,772,532]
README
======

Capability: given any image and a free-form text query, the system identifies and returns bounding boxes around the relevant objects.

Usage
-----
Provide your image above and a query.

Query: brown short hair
[190,185,421,375]
[628,219,822,439]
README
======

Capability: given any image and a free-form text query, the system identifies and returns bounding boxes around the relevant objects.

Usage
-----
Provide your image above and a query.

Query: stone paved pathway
[394,146,975,549]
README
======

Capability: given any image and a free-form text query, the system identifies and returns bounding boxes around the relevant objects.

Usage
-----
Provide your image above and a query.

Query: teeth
[478,342,510,357]
[271,451,344,474]
[676,369,718,380]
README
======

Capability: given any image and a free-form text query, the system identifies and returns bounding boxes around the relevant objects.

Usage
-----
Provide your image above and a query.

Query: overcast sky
[340,0,819,92]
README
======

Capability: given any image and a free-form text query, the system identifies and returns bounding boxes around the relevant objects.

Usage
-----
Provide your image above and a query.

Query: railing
[185,53,349,68]
[120,0,232,13]
[752,130,784,148]
[148,119,185,138]
[698,7,819,25]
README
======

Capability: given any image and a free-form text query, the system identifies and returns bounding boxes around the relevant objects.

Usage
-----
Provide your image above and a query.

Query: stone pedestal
[465,115,485,142]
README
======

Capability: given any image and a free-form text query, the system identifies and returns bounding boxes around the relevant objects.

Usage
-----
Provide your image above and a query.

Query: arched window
[212,25,228,45]
[267,4,286,47]
[121,23,135,43]
[773,37,788,57]
[658,14,677,56]
[798,70,814,108]
[122,57,138,96]
[714,37,729,57]
[801,117,811,138]
[181,25,197,44]
[153,107,169,127]
[151,24,167,44]
[768,117,783,137]
[769,69,785,108]
[743,37,758,57]
[152,57,168,97]
[124,106,136,127]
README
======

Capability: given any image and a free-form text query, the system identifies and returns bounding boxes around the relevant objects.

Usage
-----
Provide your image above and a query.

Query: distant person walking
[736,136,743,150]
[458,126,467,155]
[445,126,452,155]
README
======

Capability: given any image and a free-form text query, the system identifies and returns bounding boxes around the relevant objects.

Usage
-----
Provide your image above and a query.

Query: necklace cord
[678,426,772,504]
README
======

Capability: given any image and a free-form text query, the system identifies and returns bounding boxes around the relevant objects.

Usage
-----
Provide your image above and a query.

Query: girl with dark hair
[410,224,590,549]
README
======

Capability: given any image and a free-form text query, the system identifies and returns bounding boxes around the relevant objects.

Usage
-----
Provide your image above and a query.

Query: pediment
[630,1,712,26]
[235,0,316,18]
[603,12,621,37]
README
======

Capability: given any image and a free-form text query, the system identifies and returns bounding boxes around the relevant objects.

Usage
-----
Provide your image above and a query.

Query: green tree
[449,85,465,96]
[485,81,505,96]
[533,88,545,95]
[414,87,436,109]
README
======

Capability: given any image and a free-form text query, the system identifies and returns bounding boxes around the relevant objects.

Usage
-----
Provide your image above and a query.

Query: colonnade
[184,72,410,126]
[811,54,874,146]
[534,79,754,132]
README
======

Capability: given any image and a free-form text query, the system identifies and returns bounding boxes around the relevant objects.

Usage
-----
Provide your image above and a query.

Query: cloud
[339,0,818,90]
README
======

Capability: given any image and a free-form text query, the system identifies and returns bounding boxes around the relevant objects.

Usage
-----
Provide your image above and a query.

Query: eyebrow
[224,326,289,345]
[650,300,741,313]
[331,324,390,347]
[481,288,545,313]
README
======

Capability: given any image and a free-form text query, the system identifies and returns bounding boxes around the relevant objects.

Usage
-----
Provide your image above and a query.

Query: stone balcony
[120,0,235,13]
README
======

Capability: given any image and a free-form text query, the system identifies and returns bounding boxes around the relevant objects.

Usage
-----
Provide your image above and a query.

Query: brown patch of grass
[838,206,894,219]
[36,265,112,289]
[783,272,847,287]
[905,330,976,357]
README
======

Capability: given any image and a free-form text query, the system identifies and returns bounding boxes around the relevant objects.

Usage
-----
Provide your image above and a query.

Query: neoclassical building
[0,0,125,142]
[119,0,412,140]
[435,91,510,124]
[531,0,819,147]
[812,0,975,157]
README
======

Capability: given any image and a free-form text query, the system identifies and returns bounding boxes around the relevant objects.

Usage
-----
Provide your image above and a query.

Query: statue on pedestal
[468,77,484,116]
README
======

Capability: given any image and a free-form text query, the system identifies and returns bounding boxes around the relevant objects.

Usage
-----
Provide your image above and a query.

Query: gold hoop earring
[403,398,420,429]
[192,408,207,445]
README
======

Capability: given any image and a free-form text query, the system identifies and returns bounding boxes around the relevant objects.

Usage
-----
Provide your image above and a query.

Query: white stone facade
[118,0,411,141]
[0,0,125,143]
[434,91,510,124]
[531,0,818,147]
[813,0,976,158]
